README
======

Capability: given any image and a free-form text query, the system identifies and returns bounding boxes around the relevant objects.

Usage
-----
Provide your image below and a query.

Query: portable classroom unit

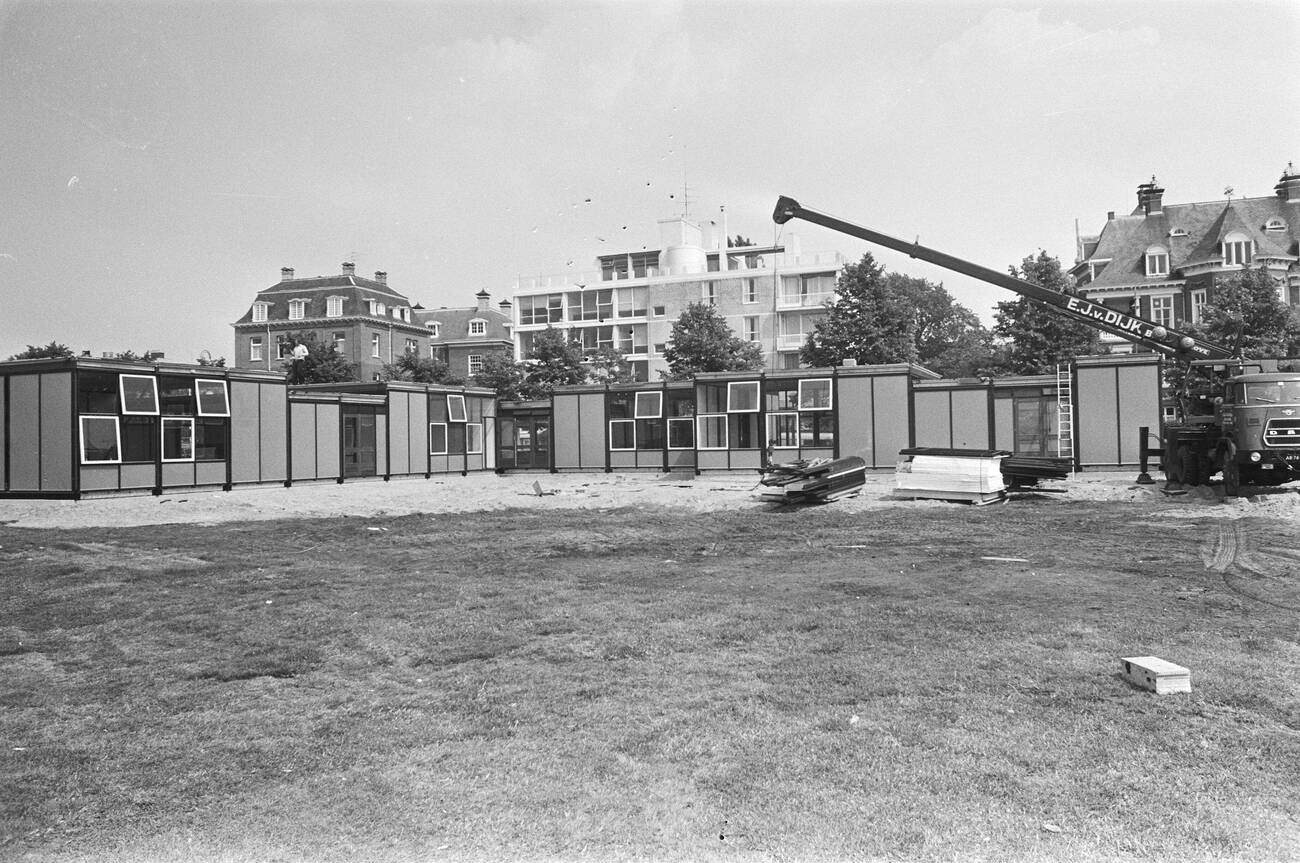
[0,357,286,498]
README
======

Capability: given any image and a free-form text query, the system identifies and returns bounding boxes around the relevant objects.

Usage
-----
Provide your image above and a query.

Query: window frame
[1190,289,1207,324]
[1223,235,1252,266]
[446,394,467,422]
[667,417,695,450]
[371,333,381,357]
[727,381,760,413]
[160,416,196,463]
[798,378,833,411]
[608,418,636,451]
[249,337,263,362]
[119,374,160,416]
[80,415,122,464]
[326,295,344,317]
[696,413,728,450]
[194,379,230,417]
[469,318,487,336]
[1144,246,1169,277]
[634,391,662,419]
[743,278,759,304]
[1150,294,1174,328]
[429,423,448,455]
[288,298,308,320]
[251,302,269,323]
[467,354,484,376]
[466,423,484,455]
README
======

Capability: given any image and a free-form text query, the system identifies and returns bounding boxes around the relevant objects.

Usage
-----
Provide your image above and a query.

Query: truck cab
[1218,373,1300,488]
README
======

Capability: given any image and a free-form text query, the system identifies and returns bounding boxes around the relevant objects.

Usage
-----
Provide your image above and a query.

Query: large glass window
[158,376,194,415]
[466,423,484,454]
[161,417,194,462]
[609,419,635,450]
[636,419,665,450]
[249,337,263,362]
[800,413,835,448]
[80,416,121,463]
[634,391,662,419]
[194,419,227,460]
[119,375,159,415]
[121,416,156,462]
[1190,289,1207,324]
[727,381,760,412]
[767,412,799,449]
[78,371,119,413]
[429,423,448,455]
[667,418,694,449]
[446,394,467,422]
[1151,295,1174,327]
[799,378,832,410]
[697,414,727,449]
[194,379,229,417]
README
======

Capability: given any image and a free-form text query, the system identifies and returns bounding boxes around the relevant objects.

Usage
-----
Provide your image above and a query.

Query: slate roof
[232,274,418,326]
[414,305,513,346]
[1078,184,1299,291]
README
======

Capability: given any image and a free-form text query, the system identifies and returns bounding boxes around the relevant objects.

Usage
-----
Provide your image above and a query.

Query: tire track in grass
[1202,521,1300,611]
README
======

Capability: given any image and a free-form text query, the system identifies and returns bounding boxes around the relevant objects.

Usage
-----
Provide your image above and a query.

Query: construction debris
[759,456,867,505]
[1121,656,1191,694]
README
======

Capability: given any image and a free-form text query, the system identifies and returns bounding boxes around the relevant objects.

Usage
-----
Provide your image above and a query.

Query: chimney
[374,270,387,285]
[280,267,294,281]
[1107,211,1116,221]
[81,350,92,357]
[342,261,356,276]
[498,298,513,314]
[1276,161,1300,202]
[1136,176,1164,215]
[475,289,491,312]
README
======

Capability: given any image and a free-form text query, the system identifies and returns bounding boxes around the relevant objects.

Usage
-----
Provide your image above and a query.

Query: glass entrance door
[343,411,377,477]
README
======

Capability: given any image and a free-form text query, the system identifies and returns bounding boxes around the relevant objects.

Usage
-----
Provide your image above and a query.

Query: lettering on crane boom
[1063,296,1211,358]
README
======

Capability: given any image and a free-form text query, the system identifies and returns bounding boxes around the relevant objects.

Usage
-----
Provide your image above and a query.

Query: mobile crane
[772,195,1300,496]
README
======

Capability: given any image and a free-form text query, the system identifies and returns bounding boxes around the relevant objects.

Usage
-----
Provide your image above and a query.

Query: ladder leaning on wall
[1055,363,1075,467]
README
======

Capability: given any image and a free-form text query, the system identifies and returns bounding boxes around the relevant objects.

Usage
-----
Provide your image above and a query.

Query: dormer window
[1169,228,1188,238]
[288,299,308,320]
[469,319,487,335]
[1144,246,1169,277]
[326,296,345,317]
[367,300,387,316]
[1222,232,1252,266]
[251,302,270,323]
[1264,218,1286,233]
[426,322,441,338]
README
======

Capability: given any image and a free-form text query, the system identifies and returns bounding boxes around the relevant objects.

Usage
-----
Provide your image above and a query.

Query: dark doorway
[343,408,378,477]
[498,414,549,470]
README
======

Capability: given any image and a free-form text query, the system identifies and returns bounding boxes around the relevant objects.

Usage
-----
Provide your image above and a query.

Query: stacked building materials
[894,448,1010,505]
[1001,455,1073,489]
[759,456,868,505]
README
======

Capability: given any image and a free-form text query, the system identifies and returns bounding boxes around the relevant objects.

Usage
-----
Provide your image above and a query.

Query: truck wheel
[1223,458,1241,497]
[1178,445,1201,486]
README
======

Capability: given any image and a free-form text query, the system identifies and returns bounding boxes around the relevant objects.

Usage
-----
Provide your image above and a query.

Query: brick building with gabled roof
[413,289,514,380]
[1071,164,1300,353]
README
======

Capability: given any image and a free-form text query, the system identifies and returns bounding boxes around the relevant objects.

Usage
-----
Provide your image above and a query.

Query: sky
[1,0,1296,362]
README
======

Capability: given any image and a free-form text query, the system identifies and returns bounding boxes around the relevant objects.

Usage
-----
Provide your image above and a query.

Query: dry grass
[2,500,1298,862]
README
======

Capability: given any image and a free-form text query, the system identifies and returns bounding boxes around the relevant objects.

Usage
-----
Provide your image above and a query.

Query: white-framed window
[1144,246,1169,277]
[1265,218,1286,233]
[367,299,386,316]
[704,281,717,306]
[249,336,263,362]
[288,299,308,320]
[667,417,694,450]
[652,305,666,317]
[468,354,484,376]
[744,278,758,304]
[251,302,270,323]
[80,416,121,464]
[427,322,441,337]
[1223,233,1252,266]
[326,296,344,317]
[404,338,418,354]
[161,417,195,462]
[195,379,230,417]
[727,381,759,412]
[1190,289,1207,323]
[634,391,662,419]
[119,374,159,415]
[744,316,760,342]
[697,414,728,450]
[466,423,484,454]
[1150,295,1174,327]
[429,423,448,455]
[371,333,381,357]
[609,419,636,450]
[798,378,832,410]
[446,394,467,422]
[767,412,800,449]
[469,319,487,335]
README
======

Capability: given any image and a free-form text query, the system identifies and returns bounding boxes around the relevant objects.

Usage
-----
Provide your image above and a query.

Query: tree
[8,341,74,360]
[584,345,638,386]
[662,302,764,380]
[800,253,919,368]
[727,234,754,247]
[196,354,226,367]
[524,326,586,395]
[381,352,463,386]
[472,350,529,401]
[280,331,358,384]
[991,251,1101,374]
[1186,266,1298,359]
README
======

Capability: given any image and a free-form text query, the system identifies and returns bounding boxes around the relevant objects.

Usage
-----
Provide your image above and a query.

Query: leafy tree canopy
[8,341,74,360]
[524,326,587,395]
[382,352,463,386]
[1186,266,1298,359]
[727,234,754,248]
[584,345,638,386]
[472,350,530,401]
[662,302,764,380]
[800,254,918,368]
[991,251,1101,374]
[281,331,358,384]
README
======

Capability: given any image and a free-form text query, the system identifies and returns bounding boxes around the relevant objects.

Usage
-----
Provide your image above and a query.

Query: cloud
[932,8,1158,70]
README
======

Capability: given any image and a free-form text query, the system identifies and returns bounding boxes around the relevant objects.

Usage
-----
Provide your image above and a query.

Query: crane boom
[773,196,1235,362]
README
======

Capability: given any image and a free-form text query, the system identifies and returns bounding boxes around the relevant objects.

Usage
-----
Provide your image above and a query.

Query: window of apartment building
[161,417,194,462]
[617,286,648,318]
[332,332,346,353]
[251,302,270,323]
[326,296,344,317]
[80,416,121,464]
[467,354,484,376]
[429,423,448,455]
[1223,234,1252,266]
[371,333,381,357]
[404,338,417,354]
[744,278,759,304]
[652,305,666,317]
[1150,295,1174,327]
[119,374,159,415]
[469,319,487,335]
[288,299,308,320]
[703,281,717,306]
[567,291,598,322]
[653,342,666,355]
[1190,289,1207,323]
[1145,246,1169,277]
[744,316,760,342]
[249,337,263,362]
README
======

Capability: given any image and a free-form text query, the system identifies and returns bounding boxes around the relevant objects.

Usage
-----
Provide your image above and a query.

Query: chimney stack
[281,267,294,281]
[342,261,356,276]
[374,271,387,285]
[1136,176,1164,215]
[498,299,513,314]
[475,289,491,312]
[1276,162,1300,202]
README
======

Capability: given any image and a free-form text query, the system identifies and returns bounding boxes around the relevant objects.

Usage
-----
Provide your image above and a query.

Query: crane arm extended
[773,196,1236,362]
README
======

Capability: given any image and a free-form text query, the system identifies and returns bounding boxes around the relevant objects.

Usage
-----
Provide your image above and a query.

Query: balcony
[776,292,833,310]
[777,333,807,351]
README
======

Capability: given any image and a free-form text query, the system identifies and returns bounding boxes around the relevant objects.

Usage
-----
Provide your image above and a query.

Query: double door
[498,415,549,470]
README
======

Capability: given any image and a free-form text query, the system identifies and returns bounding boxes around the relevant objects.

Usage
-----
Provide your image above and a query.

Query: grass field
[3,500,1299,862]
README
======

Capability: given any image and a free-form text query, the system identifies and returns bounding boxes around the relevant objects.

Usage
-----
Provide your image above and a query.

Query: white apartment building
[510,214,847,380]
